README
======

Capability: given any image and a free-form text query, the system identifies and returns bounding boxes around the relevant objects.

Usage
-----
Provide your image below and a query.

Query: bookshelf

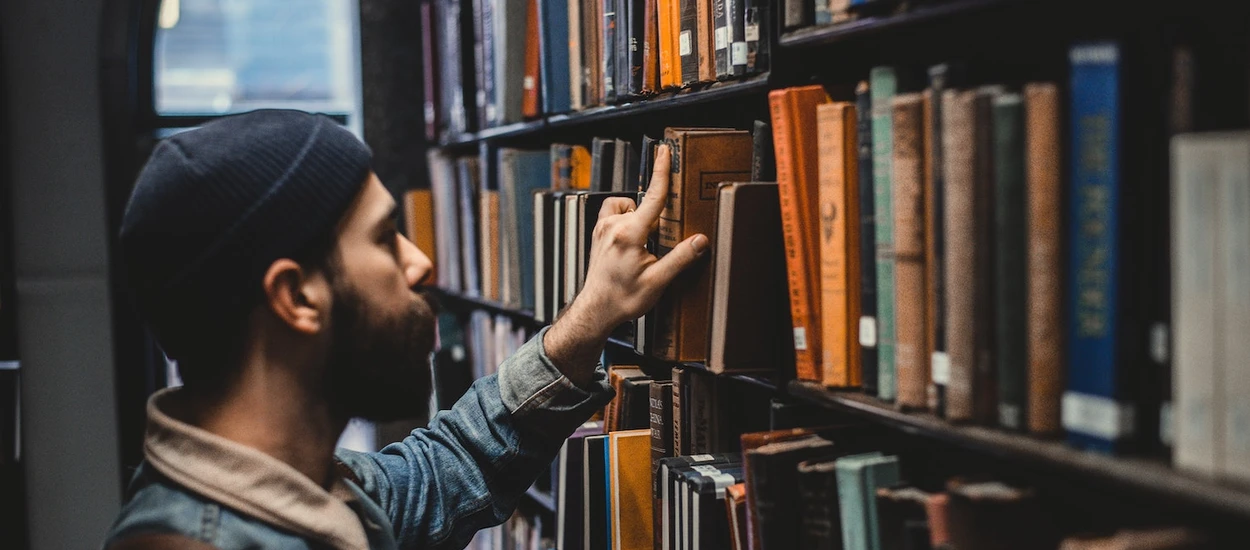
[414,0,1250,545]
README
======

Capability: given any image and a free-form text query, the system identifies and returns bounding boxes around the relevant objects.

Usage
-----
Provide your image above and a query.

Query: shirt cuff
[497,326,613,418]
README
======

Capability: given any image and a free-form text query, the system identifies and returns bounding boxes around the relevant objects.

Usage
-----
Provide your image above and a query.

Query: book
[686,463,744,550]
[870,66,899,402]
[609,429,653,550]
[480,189,501,301]
[875,486,931,550]
[744,0,769,73]
[707,182,792,374]
[992,92,1026,431]
[539,0,573,114]
[436,0,471,137]
[569,0,585,109]
[769,85,831,381]
[725,483,749,550]
[726,0,747,77]
[586,0,604,105]
[456,156,483,296]
[642,0,660,93]
[498,148,552,311]
[602,0,618,102]
[696,0,715,82]
[591,137,617,192]
[1024,82,1063,436]
[605,366,651,432]
[403,189,439,287]
[712,0,730,78]
[474,0,496,129]
[650,128,752,362]
[924,64,956,416]
[944,479,1057,550]
[584,434,610,550]
[797,458,844,550]
[522,0,542,118]
[622,0,645,95]
[658,0,678,88]
[856,81,880,395]
[420,1,441,141]
[659,454,737,550]
[649,380,674,550]
[891,93,927,409]
[751,120,776,182]
[748,435,836,550]
[557,421,606,550]
[835,452,896,550]
[816,102,862,388]
[783,0,812,29]
[427,149,462,291]
[495,0,528,124]
[678,0,699,85]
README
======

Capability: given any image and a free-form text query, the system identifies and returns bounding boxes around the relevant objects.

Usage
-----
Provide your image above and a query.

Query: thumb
[645,233,710,287]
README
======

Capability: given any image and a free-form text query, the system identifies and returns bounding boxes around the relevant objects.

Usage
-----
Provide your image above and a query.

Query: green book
[993,93,1028,432]
[870,66,899,402]
[835,451,883,550]
[860,455,901,550]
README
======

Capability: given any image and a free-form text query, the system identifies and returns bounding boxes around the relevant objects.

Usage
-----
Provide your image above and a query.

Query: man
[102,110,707,549]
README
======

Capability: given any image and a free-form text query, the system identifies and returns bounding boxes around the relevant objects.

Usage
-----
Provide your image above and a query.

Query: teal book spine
[993,93,1028,431]
[834,452,882,550]
[861,456,901,550]
[870,66,899,402]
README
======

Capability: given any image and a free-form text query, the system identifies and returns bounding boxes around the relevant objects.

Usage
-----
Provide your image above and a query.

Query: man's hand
[544,144,708,386]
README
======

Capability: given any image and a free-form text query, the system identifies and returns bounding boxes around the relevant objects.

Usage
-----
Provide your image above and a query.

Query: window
[154,0,363,135]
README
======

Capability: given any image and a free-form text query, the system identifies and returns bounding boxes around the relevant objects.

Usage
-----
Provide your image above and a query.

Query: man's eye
[381,229,399,248]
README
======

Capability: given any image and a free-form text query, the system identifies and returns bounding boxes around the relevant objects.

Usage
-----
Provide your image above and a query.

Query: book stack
[419,0,774,141]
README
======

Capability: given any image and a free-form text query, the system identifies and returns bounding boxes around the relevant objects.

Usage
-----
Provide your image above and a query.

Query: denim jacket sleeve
[334,326,614,550]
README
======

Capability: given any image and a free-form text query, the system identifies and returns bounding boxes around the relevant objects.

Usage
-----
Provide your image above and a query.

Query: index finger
[634,144,671,224]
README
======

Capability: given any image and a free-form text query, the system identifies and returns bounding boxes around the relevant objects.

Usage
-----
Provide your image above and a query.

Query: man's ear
[262,259,331,335]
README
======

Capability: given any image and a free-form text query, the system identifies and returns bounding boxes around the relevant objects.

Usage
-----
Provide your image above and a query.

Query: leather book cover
[678,0,699,85]
[751,120,776,182]
[480,189,500,301]
[1023,82,1063,436]
[739,428,819,550]
[941,89,976,422]
[726,0,746,77]
[584,0,602,105]
[650,128,752,362]
[856,81,880,395]
[744,0,768,73]
[707,182,792,374]
[712,0,729,78]
[924,63,959,417]
[649,380,674,550]
[602,0,618,103]
[768,86,832,382]
[403,189,439,287]
[657,0,677,88]
[748,436,836,550]
[924,493,950,549]
[609,429,654,550]
[816,102,862,388]
[876,486,932,550]
[623,0,645,95]
[556,422,606,550]
[971,86,1001,425]
[642,0,660,93]
[696,0,715,82]
[992,92,1027,431]
[892,93,929,410]
[726,482,749,550]
[522,0,542,118]
[796,458,842,550]
[945,479,1058,550]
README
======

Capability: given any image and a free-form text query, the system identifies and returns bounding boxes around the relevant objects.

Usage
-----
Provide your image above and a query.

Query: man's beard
[324,283,437,422]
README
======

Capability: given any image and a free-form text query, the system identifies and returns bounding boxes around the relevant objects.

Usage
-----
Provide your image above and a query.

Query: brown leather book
[740,428,818,550]
[522,0,542,118]
[479,190,501,300]
[942,87,998,423]
[892,92,929,410]
[816,102,861,388]
[404,189,439,287]
[768,86,832,382]
[651,128,753,362]
[584,0,602,105]
[1024,82,1063,436]
[667,0,682,88]
[945,479,1058,550]
[925,492,951,549]
[876,486,932,550]
[696,0,715,82]
[726,482,749,550]
[642,0,660,93]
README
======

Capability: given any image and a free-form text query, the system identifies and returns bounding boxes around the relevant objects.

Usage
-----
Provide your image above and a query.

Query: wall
[0,0,123,547]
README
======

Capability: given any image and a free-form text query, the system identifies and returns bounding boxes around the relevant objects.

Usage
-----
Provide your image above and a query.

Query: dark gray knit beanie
[120,109,372,360]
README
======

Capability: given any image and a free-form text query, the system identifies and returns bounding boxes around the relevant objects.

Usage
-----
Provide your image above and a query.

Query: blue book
[499,148,552,311]
[1066,42,1126,454]
[538,0,571,114]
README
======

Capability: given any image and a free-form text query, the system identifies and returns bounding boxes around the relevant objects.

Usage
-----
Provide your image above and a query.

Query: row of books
[469,509,550,550]
[420,0,773,140]
[551,409,1215,550]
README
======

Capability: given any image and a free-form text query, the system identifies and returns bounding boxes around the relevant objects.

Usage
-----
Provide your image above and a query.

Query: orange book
[1024,82,1063,435]
[403,189,438,286]
[657,0,676,87]
[726,482,749,550]
[642,0,660,93]
[768,86,831,382]
[479,190,501,300]
[816,102,861,388]
[609,429,654,550]
[696,0,714,82]
[522,0,542,118]
[571,145,592,189]
[892,93,929,410]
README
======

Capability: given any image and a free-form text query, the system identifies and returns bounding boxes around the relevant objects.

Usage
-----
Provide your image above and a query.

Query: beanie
[119,109,372,359]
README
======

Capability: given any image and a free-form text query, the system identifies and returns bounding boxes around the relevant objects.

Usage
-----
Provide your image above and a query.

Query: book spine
[603,0,618,102]
[942,90,975,421]
[783,0,812,29]
[584,0,601,105]
[672,366,688,455]
[925,65,949,416]
[697,0,715,82]
[892,93,928,410]
[650,381,674,550]
[993,93,1027,431]
[817,103,853,387]
[652,131,685,360]
[679,0,699,85]
[626,0,645,95]
[727,0,746,77]
[797,465,839,550]
[668,0,684,84]
[1218,138,1250,484]
[657,0,676,88]
[744,0,768,73]
[1024,83,1063,436]
[857,82,879,395]
[480,0,498,127]
[870,66,899,402]
[835,462,867,550]
[540,0,572,114]
[752,120,776,182]
[420,1,440,141]
[713,0,729,79]
[569,0,584,110]
[1065,42,1125,453]
[768,88,825,381]
[642,0,659,92]
[523,0,542,118]
[972,87,999,425]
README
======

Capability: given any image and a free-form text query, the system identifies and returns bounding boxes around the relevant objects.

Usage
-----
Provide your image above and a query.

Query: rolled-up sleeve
[336,326,614,550]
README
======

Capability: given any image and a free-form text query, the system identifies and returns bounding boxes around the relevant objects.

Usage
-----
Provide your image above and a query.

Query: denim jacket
[102,327,613,550]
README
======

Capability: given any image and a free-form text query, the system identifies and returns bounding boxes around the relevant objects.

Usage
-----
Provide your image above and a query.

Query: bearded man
[101,110,707,550]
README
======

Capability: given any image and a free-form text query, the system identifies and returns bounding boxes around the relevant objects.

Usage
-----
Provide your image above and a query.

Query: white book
[1171,134,1223,477]
[534,192,548,322]
[1214,133,1250,483]
[563,194,581,310]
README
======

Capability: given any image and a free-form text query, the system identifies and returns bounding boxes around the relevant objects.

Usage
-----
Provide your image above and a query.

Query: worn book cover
[816,102,862,388]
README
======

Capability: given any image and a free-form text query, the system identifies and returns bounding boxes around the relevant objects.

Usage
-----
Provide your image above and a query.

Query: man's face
[320,174,437,421]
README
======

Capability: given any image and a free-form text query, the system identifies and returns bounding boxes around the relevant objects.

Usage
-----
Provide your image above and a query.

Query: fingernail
[690,234,708,255]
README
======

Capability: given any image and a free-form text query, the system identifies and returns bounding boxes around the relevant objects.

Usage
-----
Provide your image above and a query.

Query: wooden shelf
[787,380,1250,520]
[778,0,1020,49]
[434,73,772,148]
